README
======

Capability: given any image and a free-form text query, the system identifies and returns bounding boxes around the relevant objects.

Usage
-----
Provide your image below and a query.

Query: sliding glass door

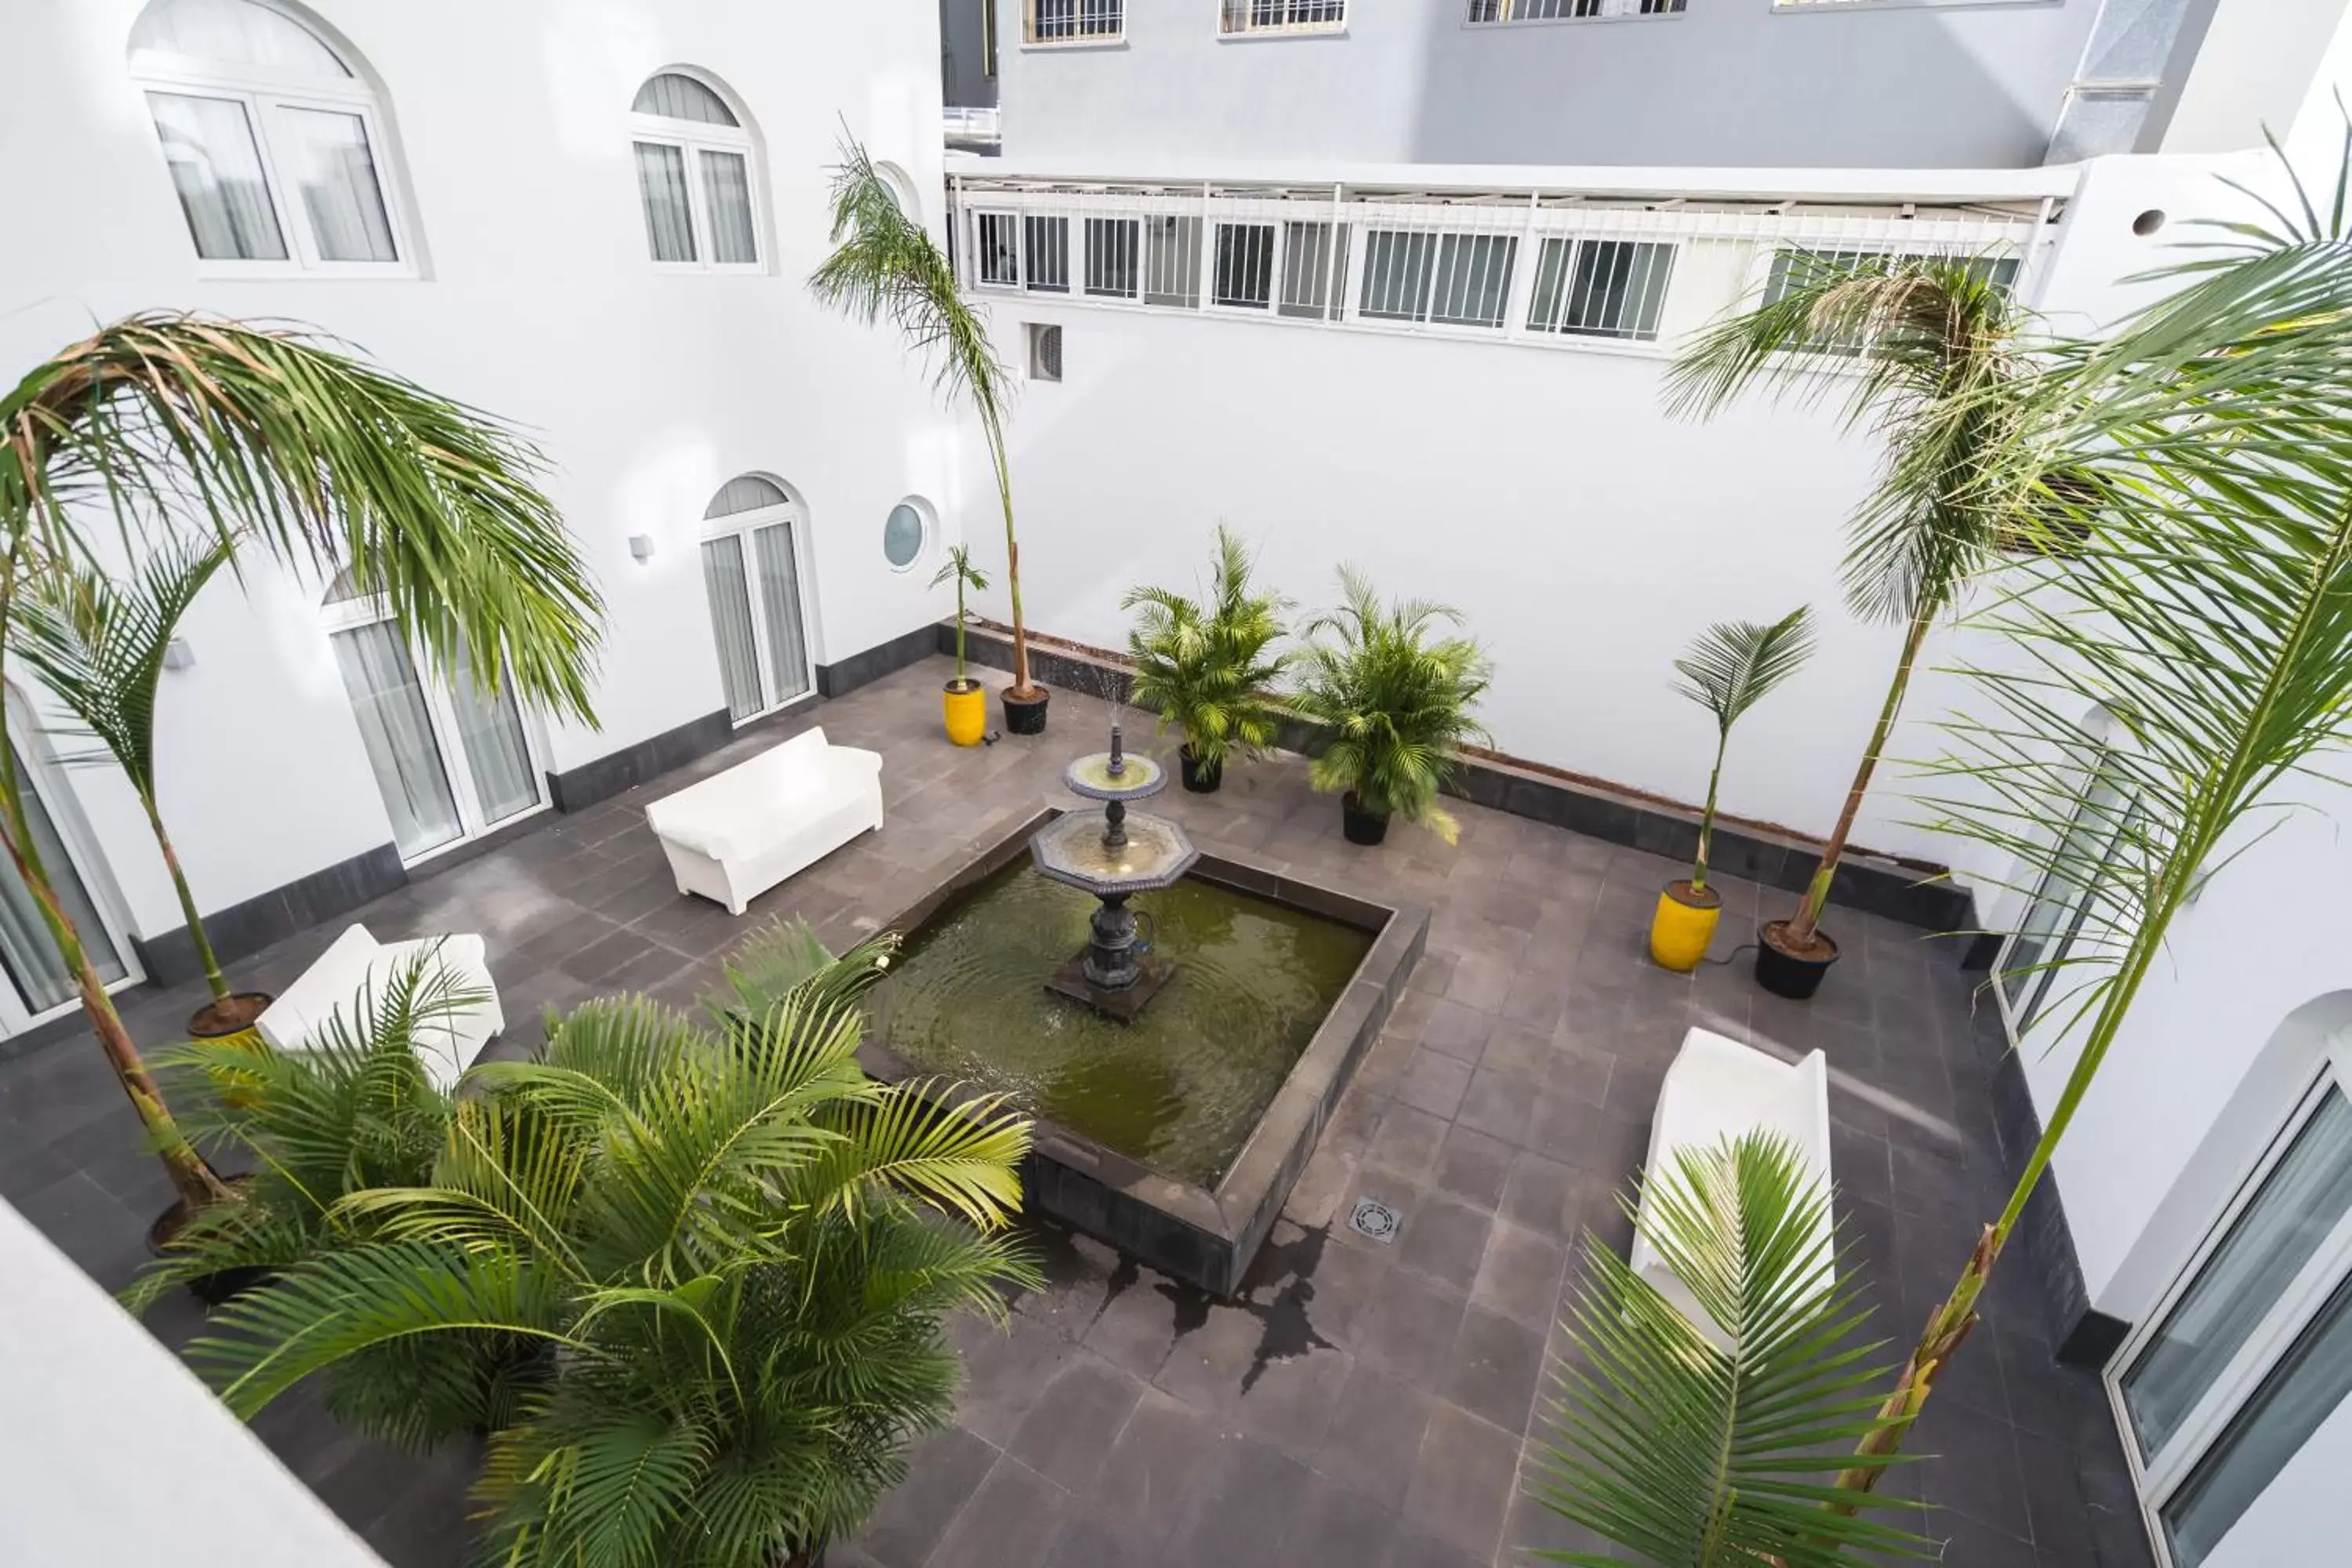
[700,476,812,724]
[325,578,544,862]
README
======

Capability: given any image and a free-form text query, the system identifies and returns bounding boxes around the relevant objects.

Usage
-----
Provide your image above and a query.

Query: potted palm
[931,543,990,745]
[0,314,601,1247]
[1290,567,1490,846]
[1123,524,1289,794]
[10,536,278,1043]
[1668,252,2032,999]
[191,924,1040,1568]
[811,140,1051,735]
[1651,607,1815,972]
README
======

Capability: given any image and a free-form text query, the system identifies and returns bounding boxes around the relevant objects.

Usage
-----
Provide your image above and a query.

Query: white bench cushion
[644,727,884,914]
[256,924,504,1093]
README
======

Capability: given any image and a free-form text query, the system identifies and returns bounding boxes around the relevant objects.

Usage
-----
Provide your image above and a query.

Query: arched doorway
[699,475,815,724]
[322,570,545,862]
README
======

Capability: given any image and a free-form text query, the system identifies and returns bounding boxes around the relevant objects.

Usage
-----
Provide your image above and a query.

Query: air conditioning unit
[1027,321,1063,383]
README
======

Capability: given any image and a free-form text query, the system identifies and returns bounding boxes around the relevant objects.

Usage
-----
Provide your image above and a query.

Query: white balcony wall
[999,0,2107,170]
[0,0,966,944]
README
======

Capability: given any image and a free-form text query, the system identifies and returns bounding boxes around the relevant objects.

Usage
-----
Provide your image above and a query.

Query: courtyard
[0,655,2147,1568]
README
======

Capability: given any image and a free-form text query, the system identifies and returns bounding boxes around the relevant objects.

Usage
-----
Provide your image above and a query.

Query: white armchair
[644,726,884,915]
[1632,1026,1834,1348]
[256,924,503,1092]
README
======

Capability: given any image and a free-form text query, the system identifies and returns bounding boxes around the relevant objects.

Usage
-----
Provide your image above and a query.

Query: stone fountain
[1029,724,1199,1020]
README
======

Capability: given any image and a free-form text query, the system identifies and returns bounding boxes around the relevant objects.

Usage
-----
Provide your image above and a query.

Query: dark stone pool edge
[858,807,1428,1298]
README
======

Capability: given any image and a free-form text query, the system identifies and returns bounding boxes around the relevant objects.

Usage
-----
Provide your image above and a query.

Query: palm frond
[1123,524,1291,768]
[1673,605,1817,736]
[1532,1132,1928,1566]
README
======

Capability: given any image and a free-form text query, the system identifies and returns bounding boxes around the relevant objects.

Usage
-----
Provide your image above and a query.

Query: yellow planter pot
[943,679,987,746]
[1649,883,1722,973]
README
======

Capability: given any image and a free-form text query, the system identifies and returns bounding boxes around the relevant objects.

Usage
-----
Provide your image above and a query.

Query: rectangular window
[1528,238,1674,340]
[701,535,765,723]
[273,107,395,263]
[1214,222,1276,309]
[1221,0,1347,34]
[975,211,1021,286]
[1085,216,1139,298]
[1029,0,1123,42]
[146,92,289,261]
[699,149,759,266]
[1762,248,2022,351]
[633,142,697,263]
[1023,215,1070,292]
[1363,230,1516,328]
[1143,215,1203,308]
[1279,220,1348,320]
[1468,0,1685,21]
[1999,761,2133,1033]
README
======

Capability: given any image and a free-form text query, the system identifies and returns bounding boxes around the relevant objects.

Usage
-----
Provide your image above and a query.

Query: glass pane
[883,505,924,569]
[701,536,764,720]
[976,212,1020,286]
[2125,1089,2352,1463]
[332,623,461,858]
[2002,768,2129,1020]
[146,93,288,261]
[1359,230,1436,321]
[1143,215,1201,307]
[132,0,350,76]
[447,646,538,826]
[1214,223,1275,309]
[1085,217,1138,299]
[753,524,811,705]
[1430,233,1515,328]
[0,750,127,1016]
[706,474,789,519]
[633,142,696,263]
[1024,216,1069,292]
[2163,1270,2352,1567]
[631,73,739,125]
[1279,221,1345,320]
[698,149,758,265]
[275,107,395,263]
[1536,238,1675,340]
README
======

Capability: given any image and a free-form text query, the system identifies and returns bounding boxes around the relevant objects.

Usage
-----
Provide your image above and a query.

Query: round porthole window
[884,500,929,572]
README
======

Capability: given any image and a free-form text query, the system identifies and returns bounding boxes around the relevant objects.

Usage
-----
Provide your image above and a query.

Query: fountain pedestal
[1030,728,1198,1022]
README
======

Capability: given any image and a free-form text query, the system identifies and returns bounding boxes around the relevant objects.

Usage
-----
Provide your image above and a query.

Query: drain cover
[1349,1196,1401,1244]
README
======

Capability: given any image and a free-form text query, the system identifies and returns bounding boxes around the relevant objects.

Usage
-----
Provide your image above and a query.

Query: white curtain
[448,646,537,826]
[277,107,395,262]
[634,142,696,263]
[2125,1089,2352,1462]
[146,92,286,260]
[702,537,764,720]
[698,150,757,264]
[2163,1273,2352,1566]
[753,523,809,703]
[0,750,125,1016]
[332,623,460,858]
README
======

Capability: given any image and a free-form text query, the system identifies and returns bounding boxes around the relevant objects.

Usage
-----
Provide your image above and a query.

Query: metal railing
[1221,0,1347,34]
[944,105,1002,146]
[1467,0,1685,22]
[948,175,2046,358]
[1028,0,1123,43]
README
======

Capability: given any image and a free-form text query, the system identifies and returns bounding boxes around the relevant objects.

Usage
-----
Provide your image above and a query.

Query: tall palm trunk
[1784,598,1936,947]
[984,413,1033,695]
[143,789,228,1003]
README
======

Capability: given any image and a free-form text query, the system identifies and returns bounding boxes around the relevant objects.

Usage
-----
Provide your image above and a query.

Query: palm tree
[1289,566,1491,844]
[931,542,990,684]
[1666,253,2036,961]
[11,535,249,1022]
[1835,143,2352,1498]
[0,313,603,1215]
[809,140,1044,708]
[1671,606,1817,895]
[1530,1131,1928,1565]
[188,926,1039,1566]
[1123,524,1291,781]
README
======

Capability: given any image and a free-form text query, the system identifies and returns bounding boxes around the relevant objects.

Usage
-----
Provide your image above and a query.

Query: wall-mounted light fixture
[628,535,656,562]
[162,637,194,670]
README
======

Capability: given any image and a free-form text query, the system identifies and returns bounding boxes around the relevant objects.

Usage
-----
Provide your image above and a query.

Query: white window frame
[1989,743,2138,1050]
[0,700,144,1038]
[1219,0,1348,38]
[1025,0,1126,46]
[699,492,818,727]
[2105,1051,2352,1566]
[628,74,765,275]
[129,19,414,280]
[321,588,550,865]
[1465,0,1687,26]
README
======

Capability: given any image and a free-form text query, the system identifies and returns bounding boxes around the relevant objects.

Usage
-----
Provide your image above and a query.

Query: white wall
[0,0,971,939]
[0,1197,387,1566]
[1000,0,2105,170]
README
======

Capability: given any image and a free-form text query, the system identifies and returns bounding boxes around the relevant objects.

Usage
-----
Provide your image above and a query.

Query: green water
[868,862,1374,1188]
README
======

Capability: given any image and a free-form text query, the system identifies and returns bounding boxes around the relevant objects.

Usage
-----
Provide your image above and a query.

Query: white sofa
[1632,1026,1834,1348]
[256,924,503,1093]
[644,727,884,915]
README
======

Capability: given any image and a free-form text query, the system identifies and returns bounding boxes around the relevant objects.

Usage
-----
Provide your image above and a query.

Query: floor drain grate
[1349,1196,1401,1244]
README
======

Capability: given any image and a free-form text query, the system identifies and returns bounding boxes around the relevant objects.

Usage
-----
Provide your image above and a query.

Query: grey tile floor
[0,655,2153,1567]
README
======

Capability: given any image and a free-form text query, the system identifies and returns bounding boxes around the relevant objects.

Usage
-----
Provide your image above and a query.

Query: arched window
[700,477,811,722]
[322,571,543,861]
[128,0,410,272]
[629,70,762,270]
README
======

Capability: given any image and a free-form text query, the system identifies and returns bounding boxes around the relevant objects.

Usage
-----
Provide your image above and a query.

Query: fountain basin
[862,808,1427,1296]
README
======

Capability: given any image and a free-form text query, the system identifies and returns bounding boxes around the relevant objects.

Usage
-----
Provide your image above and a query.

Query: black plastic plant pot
[1754,920,1840,1000]
[147,1184,271,1306]
[1002,686,1050,735]
[1341,792,1390,846]
[1179,746,1222,794]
